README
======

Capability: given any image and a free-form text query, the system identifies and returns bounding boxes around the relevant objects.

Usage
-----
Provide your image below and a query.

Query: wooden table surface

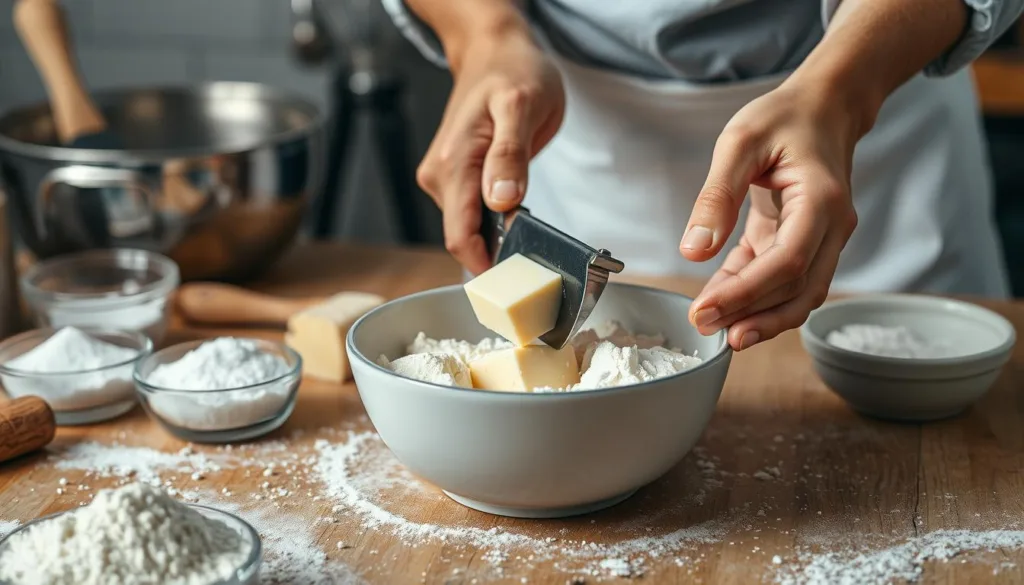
[2,243,1023,585]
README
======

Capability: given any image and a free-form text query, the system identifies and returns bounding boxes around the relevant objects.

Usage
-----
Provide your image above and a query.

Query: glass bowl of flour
[0,326,152,425]
[20,249,179,345]
[0,491,262,585]
[134,336,302,443]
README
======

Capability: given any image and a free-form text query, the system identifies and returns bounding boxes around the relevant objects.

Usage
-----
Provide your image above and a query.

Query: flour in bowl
[376,352,471,387]
[405,332,513,366]
[144,337,295,431]
[0,482,250,585]
[826,324,953,359]
[569,342,704,390]
[383,322,703,392]
[0,327,139,411]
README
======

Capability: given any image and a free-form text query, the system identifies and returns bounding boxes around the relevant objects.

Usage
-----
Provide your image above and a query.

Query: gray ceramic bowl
[800,294,1016,422]
[347,283,731,519]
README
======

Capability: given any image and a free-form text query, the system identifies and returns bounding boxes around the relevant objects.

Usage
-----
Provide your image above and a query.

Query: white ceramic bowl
[800,294,1016,422]
[347,283,732,518]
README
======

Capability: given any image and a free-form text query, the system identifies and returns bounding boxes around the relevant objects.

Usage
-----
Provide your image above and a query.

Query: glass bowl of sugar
[0,326,152,425]
[20,248,180,345]
[133,336,302,443]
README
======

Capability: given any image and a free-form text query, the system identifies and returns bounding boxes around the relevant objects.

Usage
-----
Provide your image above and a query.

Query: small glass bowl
[20,249,180,345]
[0,327,152,425]
[134,338,302,443]
[0,504,261,585]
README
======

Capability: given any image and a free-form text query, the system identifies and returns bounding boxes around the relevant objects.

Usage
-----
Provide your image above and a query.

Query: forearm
[789,0,969,135]
[403,0,530,73]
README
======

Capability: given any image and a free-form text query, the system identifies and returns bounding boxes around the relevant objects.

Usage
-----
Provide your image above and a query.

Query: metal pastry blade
[480,206,624,349]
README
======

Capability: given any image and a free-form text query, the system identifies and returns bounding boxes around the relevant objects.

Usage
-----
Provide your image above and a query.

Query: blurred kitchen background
[1,1,1023,293]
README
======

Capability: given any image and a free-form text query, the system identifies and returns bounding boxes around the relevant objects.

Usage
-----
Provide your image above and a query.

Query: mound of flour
[0,326,139,411]
[0,483,249,585]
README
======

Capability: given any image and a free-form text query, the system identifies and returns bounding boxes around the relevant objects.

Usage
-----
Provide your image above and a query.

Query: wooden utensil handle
[177,282,321,327]
[13,0,105,143]
[0,396,55,464]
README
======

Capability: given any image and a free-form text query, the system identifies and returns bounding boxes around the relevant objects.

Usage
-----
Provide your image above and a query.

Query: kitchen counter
[1,243,1022,584]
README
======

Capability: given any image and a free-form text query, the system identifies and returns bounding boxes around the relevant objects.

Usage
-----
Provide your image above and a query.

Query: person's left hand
[680,78,871,351]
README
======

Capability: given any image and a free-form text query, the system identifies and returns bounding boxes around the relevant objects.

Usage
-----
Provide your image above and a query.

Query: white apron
[522,54,1011,298]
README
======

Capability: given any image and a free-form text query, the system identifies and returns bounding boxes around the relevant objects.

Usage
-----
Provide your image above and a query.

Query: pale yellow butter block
[463,253,563,345]
[285,291,386,383]
[469,345,579,392]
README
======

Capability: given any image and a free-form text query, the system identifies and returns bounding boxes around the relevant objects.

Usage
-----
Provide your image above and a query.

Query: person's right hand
[416,30,565,275]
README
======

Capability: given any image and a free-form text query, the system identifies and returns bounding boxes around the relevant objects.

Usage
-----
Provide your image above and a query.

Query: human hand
[681,79,872,351]
[416,30,565,275]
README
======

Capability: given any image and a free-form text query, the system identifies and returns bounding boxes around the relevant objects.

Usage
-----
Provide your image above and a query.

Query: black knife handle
[479,202,504,263]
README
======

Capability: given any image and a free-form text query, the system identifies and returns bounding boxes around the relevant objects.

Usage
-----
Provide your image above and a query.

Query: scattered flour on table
[48,436,365,584]
[53,441,226,486]
[0,326,138,411]
[0,483,249,585]
[0,520,19,538]
[314,430,725,579]
[385,322,702,391]
[825,324,953,359]
[145,337,293,431]
[210,498,364,585]
[776,529,1024,585]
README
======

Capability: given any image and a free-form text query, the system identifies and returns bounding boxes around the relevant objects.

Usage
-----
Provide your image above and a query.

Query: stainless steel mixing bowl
[0,82,325,282]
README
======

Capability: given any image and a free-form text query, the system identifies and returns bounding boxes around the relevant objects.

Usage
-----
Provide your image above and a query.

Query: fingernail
[490,180,520,202]
[694,307,721,327]
[681,226,714,251]
[739,330,760,350]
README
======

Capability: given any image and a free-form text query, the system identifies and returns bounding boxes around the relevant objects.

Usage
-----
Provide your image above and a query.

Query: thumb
[481,90,534,211]
[680,136,758,262]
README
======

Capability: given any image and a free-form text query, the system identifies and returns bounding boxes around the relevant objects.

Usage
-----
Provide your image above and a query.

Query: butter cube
[463,253,563,345]
[469,345,579,392]
[285,292,385,383]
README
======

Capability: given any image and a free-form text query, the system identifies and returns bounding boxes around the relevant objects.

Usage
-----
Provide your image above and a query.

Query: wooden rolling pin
[0,397,56,465]
[177,282,325,327]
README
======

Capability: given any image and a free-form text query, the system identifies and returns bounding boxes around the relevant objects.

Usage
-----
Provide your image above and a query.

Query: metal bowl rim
[0,81,326,164]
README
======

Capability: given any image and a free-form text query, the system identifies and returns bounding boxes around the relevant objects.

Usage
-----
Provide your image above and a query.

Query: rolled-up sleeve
[821,0,1024,77]
[380,0,449,68]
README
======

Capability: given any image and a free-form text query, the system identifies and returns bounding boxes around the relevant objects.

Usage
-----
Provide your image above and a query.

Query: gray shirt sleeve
[379,0,449,68]
[823,0,1024,77]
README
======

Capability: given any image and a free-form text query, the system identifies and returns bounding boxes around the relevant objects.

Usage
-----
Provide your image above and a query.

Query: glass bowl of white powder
[0,326,152,425]
[0,499,262,585]
[134,336,302,443]
[20,248,179,345]
[800,294,1016,421]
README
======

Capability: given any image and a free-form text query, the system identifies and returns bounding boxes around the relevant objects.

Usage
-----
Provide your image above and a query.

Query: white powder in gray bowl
[825,324,953,359]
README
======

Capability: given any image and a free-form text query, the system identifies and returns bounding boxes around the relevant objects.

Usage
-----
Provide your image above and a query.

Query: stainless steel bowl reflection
[0,82,325,282]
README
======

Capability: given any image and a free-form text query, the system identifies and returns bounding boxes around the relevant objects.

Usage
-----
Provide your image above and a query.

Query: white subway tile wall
[0,0,447,244]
